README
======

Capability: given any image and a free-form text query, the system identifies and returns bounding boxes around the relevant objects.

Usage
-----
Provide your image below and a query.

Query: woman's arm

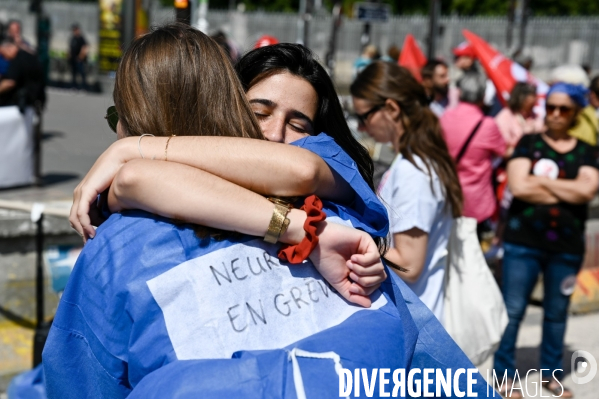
[108,159,280,238]
[538,166,599,204]
[117,136,352,199]
[71,136,354,238]
[507,158,559,204]
[381,228,428,284]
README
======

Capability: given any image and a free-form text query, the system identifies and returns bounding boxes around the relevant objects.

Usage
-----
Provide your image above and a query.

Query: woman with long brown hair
[351,61,463,322]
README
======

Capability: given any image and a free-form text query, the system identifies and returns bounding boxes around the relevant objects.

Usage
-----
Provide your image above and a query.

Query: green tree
[158,0,599,15]
[450,0,509,16]
[528,0,599,16]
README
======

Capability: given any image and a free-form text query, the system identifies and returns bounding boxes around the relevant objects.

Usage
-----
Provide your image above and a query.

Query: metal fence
[1,1,599,84]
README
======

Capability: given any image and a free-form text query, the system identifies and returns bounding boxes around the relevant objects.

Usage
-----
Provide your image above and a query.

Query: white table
[0,105,35,189]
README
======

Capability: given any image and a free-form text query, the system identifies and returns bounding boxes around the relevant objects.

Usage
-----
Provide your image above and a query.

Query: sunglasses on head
[545,104,574,117]
[105,105,118,133]
[354,104,383,125]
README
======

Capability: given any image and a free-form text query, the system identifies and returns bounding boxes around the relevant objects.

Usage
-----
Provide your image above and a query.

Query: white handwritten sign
[147,238,387,360]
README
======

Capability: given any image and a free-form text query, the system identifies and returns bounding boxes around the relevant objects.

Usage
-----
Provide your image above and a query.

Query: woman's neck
[544,129,571,141]
[392,123,404,154]
[519,109,533,119]
[541,129,577,154]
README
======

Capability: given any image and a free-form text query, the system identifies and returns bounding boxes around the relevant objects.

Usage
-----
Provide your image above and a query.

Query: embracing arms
[71,136,353,238]
[70,146,384,307]
[117,136,351,198]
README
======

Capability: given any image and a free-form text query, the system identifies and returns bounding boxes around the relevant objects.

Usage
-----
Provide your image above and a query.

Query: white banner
[148,239,387,360]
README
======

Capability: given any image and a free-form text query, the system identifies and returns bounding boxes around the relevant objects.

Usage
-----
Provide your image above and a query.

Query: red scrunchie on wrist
[277,195,326,264]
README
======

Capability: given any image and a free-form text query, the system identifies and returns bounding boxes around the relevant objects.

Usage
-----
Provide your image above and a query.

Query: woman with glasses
[494,82,599,398]
[350,61,463,323]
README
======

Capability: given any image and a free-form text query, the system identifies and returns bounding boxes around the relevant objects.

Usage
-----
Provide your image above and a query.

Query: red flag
[462,29,548,106]
[254,35,279,49]
[398,34,427,81]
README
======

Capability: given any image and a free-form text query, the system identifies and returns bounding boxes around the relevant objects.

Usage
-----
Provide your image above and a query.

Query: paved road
[478,306,599,398]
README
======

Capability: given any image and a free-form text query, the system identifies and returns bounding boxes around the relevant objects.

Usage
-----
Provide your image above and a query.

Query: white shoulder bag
[443,217,508,366]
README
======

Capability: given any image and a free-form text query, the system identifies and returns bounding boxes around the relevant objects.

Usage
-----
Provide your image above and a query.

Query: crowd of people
[352,41,599,398]
[4,21,598,399]
[0,19,88,97]
[0,19,44,109]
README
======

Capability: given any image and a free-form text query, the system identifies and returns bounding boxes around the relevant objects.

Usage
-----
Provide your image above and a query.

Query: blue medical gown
[36,133,493,398]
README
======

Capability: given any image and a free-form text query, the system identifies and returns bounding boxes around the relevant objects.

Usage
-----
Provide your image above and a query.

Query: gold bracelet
[164,135,176,161]
[264,198,292,244]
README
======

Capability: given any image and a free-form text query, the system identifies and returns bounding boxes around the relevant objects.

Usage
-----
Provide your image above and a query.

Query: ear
[384,98,401,121]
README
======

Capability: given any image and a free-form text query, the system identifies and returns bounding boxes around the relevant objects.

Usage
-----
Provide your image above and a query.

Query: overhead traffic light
[175,0,191,25]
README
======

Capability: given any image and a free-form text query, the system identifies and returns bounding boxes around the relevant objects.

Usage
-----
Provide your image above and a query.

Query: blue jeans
[493,242,582,380]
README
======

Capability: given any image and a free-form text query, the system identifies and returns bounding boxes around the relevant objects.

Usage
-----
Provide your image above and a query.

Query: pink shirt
[494,108,545,148]
[440,102,506,222]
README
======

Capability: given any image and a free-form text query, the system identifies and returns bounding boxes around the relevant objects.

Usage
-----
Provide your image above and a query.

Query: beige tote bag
[444,217,508,366]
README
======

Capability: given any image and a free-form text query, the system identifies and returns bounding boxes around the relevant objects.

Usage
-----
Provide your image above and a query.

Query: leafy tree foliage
[451,0,509,16]
[146,0,599,16]
[528,0,599,16]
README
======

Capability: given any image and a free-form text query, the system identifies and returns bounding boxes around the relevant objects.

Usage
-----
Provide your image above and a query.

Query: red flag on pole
[398,34,427,81]
[462,29,548,106]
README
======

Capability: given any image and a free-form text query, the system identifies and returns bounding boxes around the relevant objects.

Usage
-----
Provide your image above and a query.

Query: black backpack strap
[455,117,484,164]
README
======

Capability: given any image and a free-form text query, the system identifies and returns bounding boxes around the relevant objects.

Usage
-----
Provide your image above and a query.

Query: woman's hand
[70,138,137,241]
[308,222,387,308]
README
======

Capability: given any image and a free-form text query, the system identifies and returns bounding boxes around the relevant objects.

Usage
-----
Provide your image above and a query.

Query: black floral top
[504,134,599,254]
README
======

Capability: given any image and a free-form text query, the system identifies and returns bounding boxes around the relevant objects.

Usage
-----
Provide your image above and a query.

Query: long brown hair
[113,23,264,239]
[114,23,263,140]
[350,62,463,218]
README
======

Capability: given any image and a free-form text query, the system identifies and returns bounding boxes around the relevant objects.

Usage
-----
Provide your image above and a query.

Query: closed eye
[289,123,309,133]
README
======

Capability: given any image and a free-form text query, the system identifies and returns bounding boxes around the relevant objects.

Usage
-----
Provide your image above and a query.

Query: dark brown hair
[508,82,537,113]
[114,23,263,140]
[114,23,264,240]
[350,61,463,218]
[421,59,447,81]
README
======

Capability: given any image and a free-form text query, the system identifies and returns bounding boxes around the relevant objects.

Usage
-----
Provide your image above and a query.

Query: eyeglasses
[105,106,118,133]
[355,105,383,125]
[545,104,574,117]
